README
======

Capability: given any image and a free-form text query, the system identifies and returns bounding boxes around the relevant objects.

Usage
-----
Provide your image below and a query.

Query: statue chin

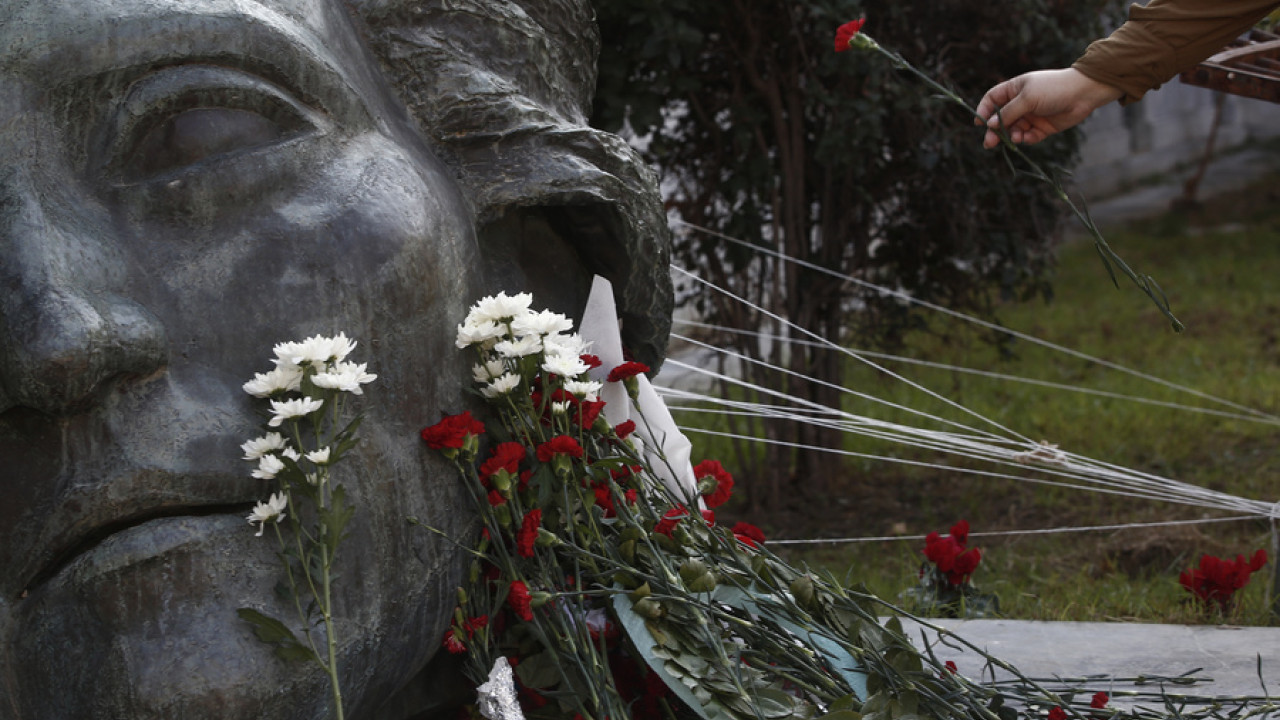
[0,0,671,716]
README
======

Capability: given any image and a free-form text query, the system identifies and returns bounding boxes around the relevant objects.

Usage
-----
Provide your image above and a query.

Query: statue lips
[16,468,263,599]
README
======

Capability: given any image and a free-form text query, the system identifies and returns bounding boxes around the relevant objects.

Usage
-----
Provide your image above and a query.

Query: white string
[673,266,1035,444]
[678,423,1276,517]
[668,332,1016,443]
[664,387,1269,514]
[673,320,1280,427]
[662,369,1274,515]
[662,235,1280,544]
[672,219,1280,423]
[766,515,1261,546]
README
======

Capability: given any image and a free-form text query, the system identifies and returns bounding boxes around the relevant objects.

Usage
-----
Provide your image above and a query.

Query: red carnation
[694,459,735,508]
[1179,549,1267,612]
[923,522,982,586]
[732,521,766,548]
[421,411,484,449]
[580,354,603,370]
[577,399,606,428]
[517,509,542,558]
[536,434,584,462]
[701,508,716,526]
[606,361,649,383]
[654,506,689,537]
[1090,692,1108,709]
[487,489,507,506]
[1048,708,1067,720]
[593,484,618,518]
[834,18,866,53]
[947,547,982,585]
[480,442,525,482]
[508,580,534,621]
[442,629,467,654]
[465,615,489,636]
[943,660,958,675]
[614,419,636,439]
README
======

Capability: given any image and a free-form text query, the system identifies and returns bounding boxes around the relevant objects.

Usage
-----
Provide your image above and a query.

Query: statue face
[0,0,479,716]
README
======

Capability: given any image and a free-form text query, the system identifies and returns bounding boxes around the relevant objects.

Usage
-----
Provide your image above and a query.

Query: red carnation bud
[834,18,866,53]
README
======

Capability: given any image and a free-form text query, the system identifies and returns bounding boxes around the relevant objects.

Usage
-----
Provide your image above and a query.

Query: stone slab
[901,618,1280,706]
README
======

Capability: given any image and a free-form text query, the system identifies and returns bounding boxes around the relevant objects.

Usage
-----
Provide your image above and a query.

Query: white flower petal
[465,292,533,326]
[241,432,287,460]
[480,373,521,398]
[313,361,377,395]
[268,397,325,427]
[242,365,304,397]
[562,380,602,401]
[494,335,541,358]
[511,309,573,338]
[542,353,589,378]
[251,454,286,480]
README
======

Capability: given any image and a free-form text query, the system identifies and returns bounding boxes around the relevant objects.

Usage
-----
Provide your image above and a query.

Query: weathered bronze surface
[0,0,670,716]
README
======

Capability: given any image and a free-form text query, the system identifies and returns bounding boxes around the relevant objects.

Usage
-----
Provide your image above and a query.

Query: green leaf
[324,484,355,557]
[613,590,711,720]
[514,651,560,690]
[236,608,319,664]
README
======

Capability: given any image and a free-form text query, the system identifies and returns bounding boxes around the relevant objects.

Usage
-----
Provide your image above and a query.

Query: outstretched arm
[974,68,1123,149]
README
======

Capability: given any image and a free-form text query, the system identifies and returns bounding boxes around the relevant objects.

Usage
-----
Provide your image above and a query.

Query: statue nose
[0,170,167,416]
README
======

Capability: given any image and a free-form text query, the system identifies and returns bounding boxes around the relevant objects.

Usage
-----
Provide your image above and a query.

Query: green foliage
[752,187,1280,625]
[593,0,1111,344]
[593,0,1116,495]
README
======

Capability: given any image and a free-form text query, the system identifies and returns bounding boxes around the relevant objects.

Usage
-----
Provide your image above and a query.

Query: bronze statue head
[0,0,669,716]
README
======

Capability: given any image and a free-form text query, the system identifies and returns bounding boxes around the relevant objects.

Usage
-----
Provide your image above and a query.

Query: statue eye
[103,66,324,184]
[125,107,302,179]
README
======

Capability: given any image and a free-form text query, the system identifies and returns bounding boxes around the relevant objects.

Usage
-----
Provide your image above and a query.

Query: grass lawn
[676,172,1280,626]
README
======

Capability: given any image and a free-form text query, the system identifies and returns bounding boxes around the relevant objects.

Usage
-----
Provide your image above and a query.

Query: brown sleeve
[1072,0,1280,103]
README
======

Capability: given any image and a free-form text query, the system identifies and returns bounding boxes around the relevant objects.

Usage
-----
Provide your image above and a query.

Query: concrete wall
[1074,79,1280,199]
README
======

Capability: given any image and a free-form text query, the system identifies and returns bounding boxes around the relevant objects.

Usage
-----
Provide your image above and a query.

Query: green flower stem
[273,520,324,662]
[854,34,1184,332]
[320,540,344,720]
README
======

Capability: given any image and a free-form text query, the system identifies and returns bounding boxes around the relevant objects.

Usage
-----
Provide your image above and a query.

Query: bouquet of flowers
[420,280,1109,720]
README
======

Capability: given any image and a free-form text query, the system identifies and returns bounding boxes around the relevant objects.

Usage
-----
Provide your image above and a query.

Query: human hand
[975,68,1123,149]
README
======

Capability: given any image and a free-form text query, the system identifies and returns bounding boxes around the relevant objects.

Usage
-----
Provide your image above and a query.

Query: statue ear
[354,0,673,369]
[466,129,673,371]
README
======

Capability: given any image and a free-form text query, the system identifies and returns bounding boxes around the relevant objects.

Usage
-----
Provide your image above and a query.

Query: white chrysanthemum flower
[281,447,301,462]
[247,492,289,536]
[241,432,287,460]
[466,292,533,325]
[494,334,542,358]
[563,379,602,401]
[242,364,304,397]
[268,397,325,427]
[313,361,378,395]
[273,333,356,368]
[551,401,571,415]
[543,332,589,358]
[480,373,521,398]
[511,309,573,338]
[542,353,589,378]
[472,359,507,383]
[456,319,505,349]
[306,447,331,465]
[252,453,286,480]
